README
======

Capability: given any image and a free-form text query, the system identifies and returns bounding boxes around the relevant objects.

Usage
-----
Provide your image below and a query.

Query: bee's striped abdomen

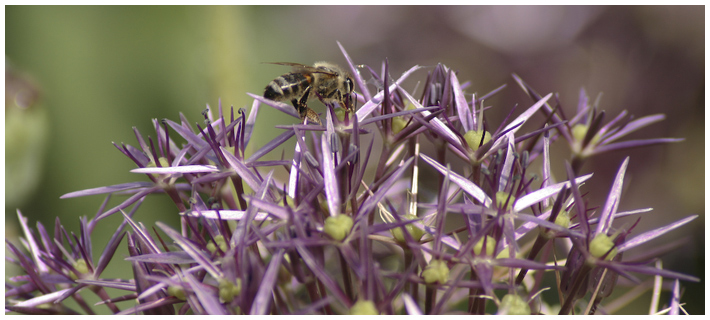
[264,73,312,102]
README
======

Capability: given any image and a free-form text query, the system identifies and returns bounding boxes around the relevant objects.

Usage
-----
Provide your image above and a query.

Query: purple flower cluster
[6,43,698,315]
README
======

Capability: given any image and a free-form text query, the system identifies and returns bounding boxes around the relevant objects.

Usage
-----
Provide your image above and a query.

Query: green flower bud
[323,215,354,241]
[349,299,378,315]
[589,233,618,260]
[335,108,346,122]
[282,195,296,208]
[495,191,516,211]
[218,278,242,303]
[71,259,89,280]
[464,130,492,152]
[554,209,571,229]
[499,294,531,315]
[207,235,228,254]
[422,260,449,284]
[571,123,588,142]
[493,247,516,274]
[146,156,171,180]
[474,235,497,256]
[496,247,512,259]
[571,124,601,147]
[167,285,186,300]
[74,259,88,274]
[391,116,408,135]
[391,214,425,243]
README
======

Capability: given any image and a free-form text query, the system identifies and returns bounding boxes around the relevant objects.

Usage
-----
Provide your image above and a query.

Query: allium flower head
[6,43,698,315]
[512,74,683,173]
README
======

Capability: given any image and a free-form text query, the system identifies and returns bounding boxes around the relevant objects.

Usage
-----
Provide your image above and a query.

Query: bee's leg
[346,93,354,113]
[293,86,321,125]
[336,90,352,113]
[304,108,321,125]
[296,86,311,117]
[290,87,309,119]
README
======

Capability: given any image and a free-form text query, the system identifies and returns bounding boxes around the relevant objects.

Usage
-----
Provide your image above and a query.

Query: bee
[263,62,354,125]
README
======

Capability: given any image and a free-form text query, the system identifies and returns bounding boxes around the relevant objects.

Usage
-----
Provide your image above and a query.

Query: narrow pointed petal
[592,138,684,155]
[321,132,340,217]
[397,83,459,143]
[602,114,666,144]
[338,41,371,101]
[496,257,565,270]
[419,222,462,250]
[402,293,422,315]
[171,146,191,167]
[156,222,222,279]
[357,157,414,218]
[244,98,260,144]
[248,93,300,119]
[250,249,284,315]
[499,132,515,192]
[669,279,680,315]
[232,172,274,248]
[75,279,136,291]
[121,210,161,254]
[617,215,698,252]
[130,165,219,174]
[185,274,227,315]
[514,213,584,238]
[596,109,628,139]
[502,92,553,133]
[287,135,303,199]
[514,173,592,212]
[470,93,479,128]
[542,128,552,190]
[358,106,437,126]
[16,210,48,273]
[451,71,473,132]
[125,251,195,264]
[581,208,653,228]
[431,271,468,314]
[295,244,350,304]
[247,197,290,220]
[420,153,491,206]
[221,146,261,191]
[97,186,158,220]
[10,288,75,308]
[356,65,421,121]
[613,263,699,283]
[94,226,127,276]
[165,118,210,150]
[116,296,179,315]
[181,209,271,221]
[565,162,590,237]
[595,157,629,236]
[514,209,551,240]
[245,130,295,164]
[60,182,153,198]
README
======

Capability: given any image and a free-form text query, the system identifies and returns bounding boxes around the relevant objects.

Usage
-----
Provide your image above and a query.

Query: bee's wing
[263,62,336,75]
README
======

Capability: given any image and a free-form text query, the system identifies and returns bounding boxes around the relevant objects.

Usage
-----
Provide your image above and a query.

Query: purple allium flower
[556,158,698,314]
[6,43,698,315]
[512,74,684,174]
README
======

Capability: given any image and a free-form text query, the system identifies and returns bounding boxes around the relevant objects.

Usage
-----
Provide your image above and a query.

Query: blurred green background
[5,6,704,314]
